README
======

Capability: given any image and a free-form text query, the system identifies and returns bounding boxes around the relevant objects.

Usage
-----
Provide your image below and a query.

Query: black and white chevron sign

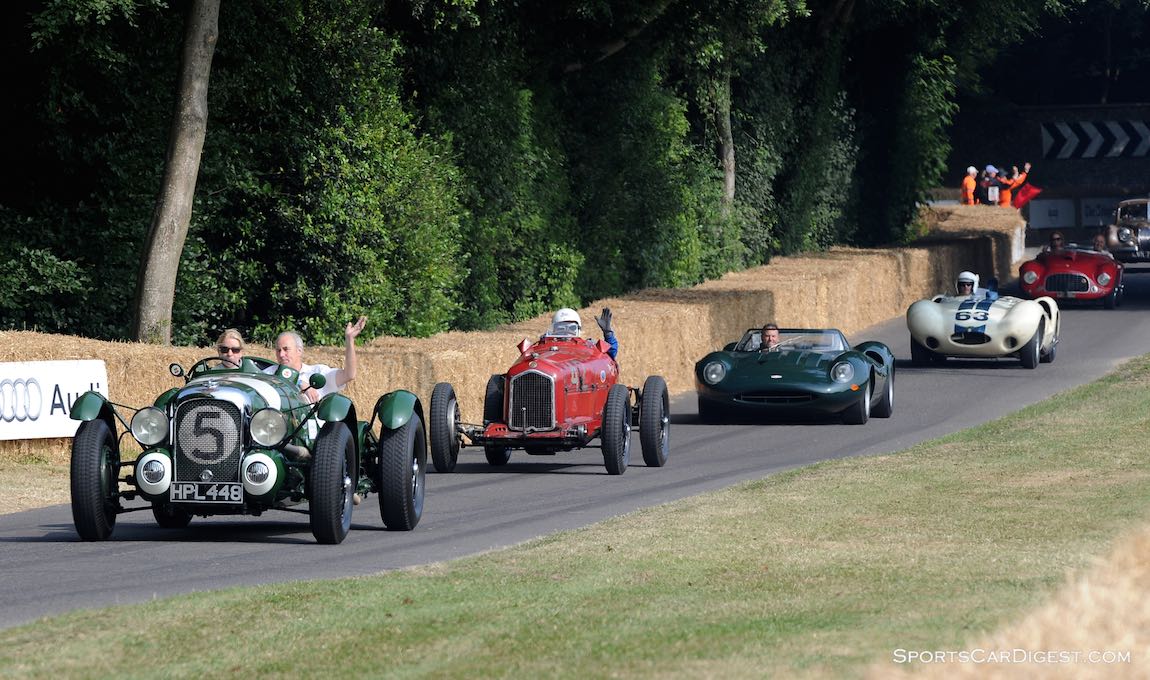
[1040,120,1150,159]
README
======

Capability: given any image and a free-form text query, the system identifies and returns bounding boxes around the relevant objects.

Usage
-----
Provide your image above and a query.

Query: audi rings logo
[1,378,43,422]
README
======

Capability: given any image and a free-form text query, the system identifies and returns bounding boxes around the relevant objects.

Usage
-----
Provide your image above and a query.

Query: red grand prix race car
[1019,245,1124,309]
[428,333,670,475]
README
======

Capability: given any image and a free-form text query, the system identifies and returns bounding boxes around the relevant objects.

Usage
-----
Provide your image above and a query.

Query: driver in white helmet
[955,270,978,297]
[545,307,618,360]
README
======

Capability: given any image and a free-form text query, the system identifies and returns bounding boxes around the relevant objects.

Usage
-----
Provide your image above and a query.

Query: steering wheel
[188,356,241,378]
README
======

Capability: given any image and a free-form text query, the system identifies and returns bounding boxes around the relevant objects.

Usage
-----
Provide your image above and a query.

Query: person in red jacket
[961,166,978,205]
[998,162,1031,207]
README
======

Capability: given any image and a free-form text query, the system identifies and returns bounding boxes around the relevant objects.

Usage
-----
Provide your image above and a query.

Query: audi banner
[0,360,108,441]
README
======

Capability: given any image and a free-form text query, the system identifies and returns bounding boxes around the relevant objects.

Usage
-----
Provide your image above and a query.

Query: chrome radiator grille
[173,399,242,483]
[1045,273,1089,293]
[509,371,555,431]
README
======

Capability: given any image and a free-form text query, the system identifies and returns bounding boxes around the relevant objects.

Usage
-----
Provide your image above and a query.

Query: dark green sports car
[694,328,895,424]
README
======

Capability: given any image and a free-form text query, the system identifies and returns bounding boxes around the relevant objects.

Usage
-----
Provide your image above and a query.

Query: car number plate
[170,482,243,503]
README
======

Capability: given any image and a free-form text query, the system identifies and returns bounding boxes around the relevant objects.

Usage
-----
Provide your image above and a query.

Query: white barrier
[0,360,109,441]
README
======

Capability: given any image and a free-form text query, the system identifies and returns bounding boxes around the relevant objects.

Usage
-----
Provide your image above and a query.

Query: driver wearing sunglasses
[216,328,245,367]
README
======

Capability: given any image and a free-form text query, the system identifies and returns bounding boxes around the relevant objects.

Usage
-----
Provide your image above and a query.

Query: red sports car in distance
[1019,244,1123,309]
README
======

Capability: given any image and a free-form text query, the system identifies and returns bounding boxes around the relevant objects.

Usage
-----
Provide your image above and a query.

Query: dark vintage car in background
[694,328,895,425]
[428,335,669,475]
[69,356,428,544]
[1105,198,1150,263]
[1019,245,1123,309]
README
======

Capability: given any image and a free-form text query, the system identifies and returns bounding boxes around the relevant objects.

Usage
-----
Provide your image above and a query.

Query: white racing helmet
[955,270,979,294]
[550,308,581,337]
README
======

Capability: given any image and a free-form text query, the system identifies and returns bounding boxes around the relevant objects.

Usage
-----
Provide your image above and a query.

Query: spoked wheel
[70,420,120,541]
[639,376,669,467]
[311,422,355,544]
[483,375,511,466]
[429,382,461,473]
[378,413,427,531]
[601,384,632,475]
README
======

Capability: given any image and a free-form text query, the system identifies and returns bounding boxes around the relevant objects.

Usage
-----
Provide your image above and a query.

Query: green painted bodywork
[375,389,418,430]
[69,391,108,421]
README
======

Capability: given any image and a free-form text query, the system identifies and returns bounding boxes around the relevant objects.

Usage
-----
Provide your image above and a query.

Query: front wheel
[842,382,872,425]
[872,368,894,419]
[601,384,632,475]
[310,422,355,544]
[152,503,193,529]
[378,413,427,531]
[429,382,460,473]
[639,376,669,467]
[70,419,120,541]
[909,338,933,367]
[1020,321,1043,369]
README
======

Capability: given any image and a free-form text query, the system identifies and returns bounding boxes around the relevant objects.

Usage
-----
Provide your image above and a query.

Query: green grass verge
[4,357,1150,679]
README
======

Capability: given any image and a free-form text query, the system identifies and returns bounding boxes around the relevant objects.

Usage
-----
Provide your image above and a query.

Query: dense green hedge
[0,0,1077,345]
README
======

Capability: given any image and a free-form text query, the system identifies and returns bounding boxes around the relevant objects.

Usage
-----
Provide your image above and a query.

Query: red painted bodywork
[1019,248,1122,302]
[478,335,619,448]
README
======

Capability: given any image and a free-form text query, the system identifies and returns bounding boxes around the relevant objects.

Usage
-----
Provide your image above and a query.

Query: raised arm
[334,316,367,389]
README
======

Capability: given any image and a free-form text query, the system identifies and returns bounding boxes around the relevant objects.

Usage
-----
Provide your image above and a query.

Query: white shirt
[263,362,342,398]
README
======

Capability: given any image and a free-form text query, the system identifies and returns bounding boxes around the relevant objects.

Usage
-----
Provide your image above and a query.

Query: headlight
[251,409,288,447]
[1022,270,1038,285]
[830,361,855,384]
[131,407,169,446]
[135,451,171,495]
[702,361,727,384]
[242,453,278,496]
[1118,227,1134,243]
[1097,272,1111,286]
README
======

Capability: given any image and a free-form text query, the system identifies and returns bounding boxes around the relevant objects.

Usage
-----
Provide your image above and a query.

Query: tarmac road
[3,273,1150,630]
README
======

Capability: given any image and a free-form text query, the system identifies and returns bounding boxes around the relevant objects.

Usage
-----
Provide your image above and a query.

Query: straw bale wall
[0,205,1023,461]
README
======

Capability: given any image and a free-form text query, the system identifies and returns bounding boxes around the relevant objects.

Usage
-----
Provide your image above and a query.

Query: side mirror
[169,363,185,378]
[309,373,327,390]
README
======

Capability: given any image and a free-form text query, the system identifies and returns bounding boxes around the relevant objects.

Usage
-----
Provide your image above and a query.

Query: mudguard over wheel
[310,422,355,544]
[378,413,427,531]
[842,382,871,425]
[70,419,120,541]
[601,384,632,475]
[639,376,669,467]
[482,374,510,466]
[1020,321,1043,369]
[872,369,894,418]
[152,503,193,529]
[430,382,461,473]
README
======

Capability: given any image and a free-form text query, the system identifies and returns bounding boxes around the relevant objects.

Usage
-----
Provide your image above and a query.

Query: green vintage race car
[68,356,427,544]
[695,328,895,424]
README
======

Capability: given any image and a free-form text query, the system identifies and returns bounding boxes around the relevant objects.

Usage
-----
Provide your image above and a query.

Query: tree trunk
[131,0,220,344]
[712,63,735,215]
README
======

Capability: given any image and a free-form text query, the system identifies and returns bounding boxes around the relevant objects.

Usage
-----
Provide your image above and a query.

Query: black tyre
[639,376,669,467]
[842,382,871,425]
[70,419,120,540]
[310,422,355,544]
[1040,338,1057,364]
[1020,321,1043,369]
[482,375,510,466]
[378,413,426,531]
[152,503,192,529]
[909,339,933,366]
[872,368,894,419]
[1104,287,1118,309]
[429,382,461,473]
[601,384,632,475]
[697,395,720,424]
